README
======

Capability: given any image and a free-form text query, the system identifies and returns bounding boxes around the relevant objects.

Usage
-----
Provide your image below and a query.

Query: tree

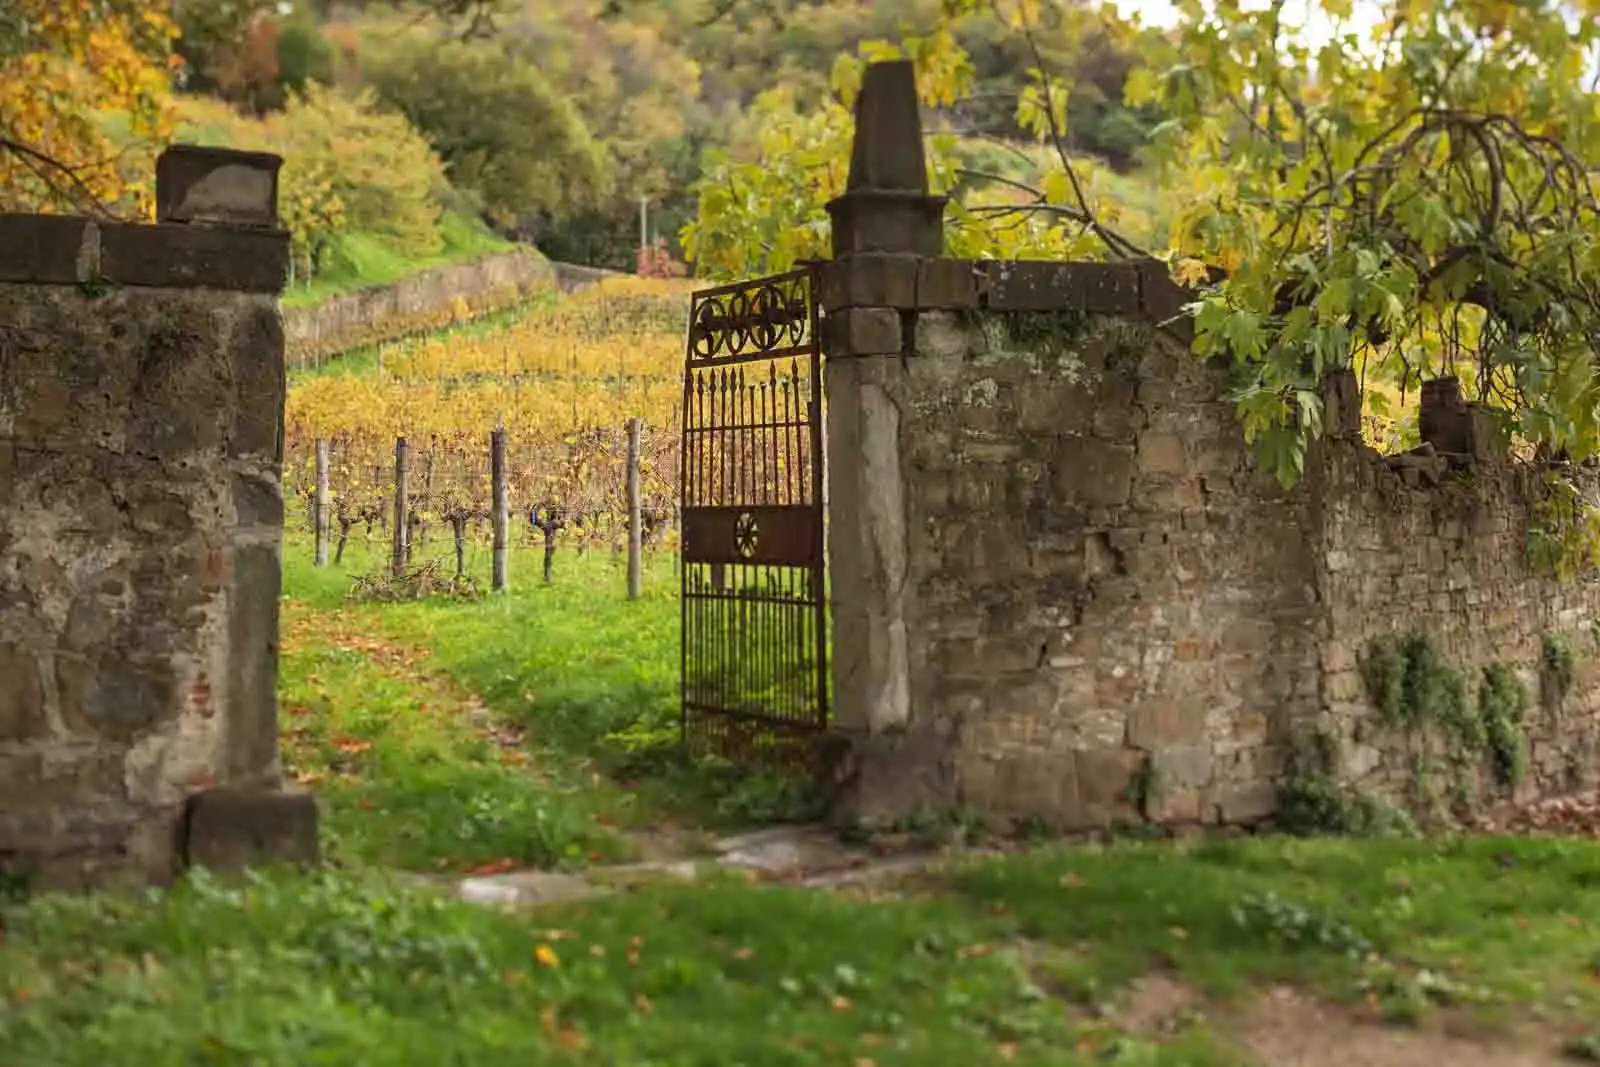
[1126,0,1600,483]
[165,84,449,279]
[177,1,340,115]
[495,0,714,267]
[688,0,1600,491]
[0,0,177,215]
[681,15,1153,277]
[361,32,612,228]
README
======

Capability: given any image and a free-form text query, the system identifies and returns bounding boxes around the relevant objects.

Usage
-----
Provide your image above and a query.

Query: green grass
[280,536,822,873]
[278,599,634,872]
[280,210,515,309]
[0,865,1242,1067]
[944,833,1600,1025]
[5,833,1600,1063]
[284,536,679,763]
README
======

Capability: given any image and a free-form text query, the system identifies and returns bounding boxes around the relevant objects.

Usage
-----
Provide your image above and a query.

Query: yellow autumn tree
[0,0,177,216]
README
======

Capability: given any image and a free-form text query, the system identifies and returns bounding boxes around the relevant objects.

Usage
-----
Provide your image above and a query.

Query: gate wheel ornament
[733,511,759,559]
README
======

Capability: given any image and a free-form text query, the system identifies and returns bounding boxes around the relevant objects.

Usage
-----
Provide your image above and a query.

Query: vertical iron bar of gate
[678,296,694,747]
[806,274,828,725]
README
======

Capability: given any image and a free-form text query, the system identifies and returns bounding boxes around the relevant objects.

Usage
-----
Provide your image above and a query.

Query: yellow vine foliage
[0,0,177,216]
[284,279,697,525]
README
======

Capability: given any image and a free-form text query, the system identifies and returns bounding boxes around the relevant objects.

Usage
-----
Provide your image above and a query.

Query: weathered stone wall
[815,57,1600,833]
[282,247,557,366]
[280,252,630,367]
[822,257,1600,831]
[0,177,296,886]
[1311,435,1600,817]
[897,308,1320,826]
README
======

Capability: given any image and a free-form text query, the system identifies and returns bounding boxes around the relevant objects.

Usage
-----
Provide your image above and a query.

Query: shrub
[276,83,446,260]
[167,86,448,279]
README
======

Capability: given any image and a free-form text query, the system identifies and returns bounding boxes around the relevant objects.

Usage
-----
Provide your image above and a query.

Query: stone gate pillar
[821,61,949,820]
[0,146,318,889]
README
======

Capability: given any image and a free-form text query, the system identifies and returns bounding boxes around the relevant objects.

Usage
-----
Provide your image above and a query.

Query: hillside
[5,0,1169,290]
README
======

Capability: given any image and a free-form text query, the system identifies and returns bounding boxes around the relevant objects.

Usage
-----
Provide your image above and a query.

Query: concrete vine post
[491,426,509,592]
[392,436,409,578]
[314,439,330,567]
[627,417,642,601]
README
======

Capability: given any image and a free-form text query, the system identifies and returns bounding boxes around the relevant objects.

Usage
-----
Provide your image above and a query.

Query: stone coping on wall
[0,213,288,294]
[818,253,1536,477]
[818,255,1206,358]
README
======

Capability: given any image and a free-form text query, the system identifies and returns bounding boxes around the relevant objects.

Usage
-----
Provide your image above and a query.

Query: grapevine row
[285,423,681,565]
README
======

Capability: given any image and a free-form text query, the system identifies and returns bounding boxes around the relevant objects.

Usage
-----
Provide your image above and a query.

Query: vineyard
[283,277,699,581]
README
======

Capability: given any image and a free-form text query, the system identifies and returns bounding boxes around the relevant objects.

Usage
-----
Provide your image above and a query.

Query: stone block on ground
[182,787,320,873]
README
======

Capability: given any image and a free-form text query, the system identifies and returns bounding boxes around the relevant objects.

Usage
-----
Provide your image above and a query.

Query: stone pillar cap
[157,144,284,229]
[844,60,930,196]
[827,60,947,258]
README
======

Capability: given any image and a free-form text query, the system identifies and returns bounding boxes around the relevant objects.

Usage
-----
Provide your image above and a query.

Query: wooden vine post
[626,417,642,601]
[314,439,330,567]
[491,426,509,592]
[392,436,409,577]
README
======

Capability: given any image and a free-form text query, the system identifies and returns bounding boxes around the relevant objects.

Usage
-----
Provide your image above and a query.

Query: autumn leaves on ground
[1,533,1599,1065]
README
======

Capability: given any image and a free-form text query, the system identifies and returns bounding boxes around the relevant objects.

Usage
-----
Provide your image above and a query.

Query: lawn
[4,536,1600,1064]
[278,534,818,875]
[4,834,1600,1064]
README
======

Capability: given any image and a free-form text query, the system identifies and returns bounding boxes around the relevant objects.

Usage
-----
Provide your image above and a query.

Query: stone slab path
[445,823,957,910]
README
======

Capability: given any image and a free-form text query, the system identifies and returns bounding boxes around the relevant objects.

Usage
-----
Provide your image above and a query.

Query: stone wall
[282,247,557,367]
[1310,422,1600,816]
[280,252,631,368]
[815,59,1600,833]
[822,257,1600,831]
[0,146,313,889]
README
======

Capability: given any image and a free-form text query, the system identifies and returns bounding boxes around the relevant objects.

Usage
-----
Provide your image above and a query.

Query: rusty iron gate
[680,267,828,763]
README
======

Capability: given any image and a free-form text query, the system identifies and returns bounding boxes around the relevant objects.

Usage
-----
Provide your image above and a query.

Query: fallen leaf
[1169,926,1190,941]
[831,996,852,1011]
[958,944,993,959]
[1059,873,1087,889]
[468,858,516,876]
[540,1005,584,1050]
[589,944,606,958]
[997,1043,1019,1060]
[634,993,654,1015]
[733,947,755,960]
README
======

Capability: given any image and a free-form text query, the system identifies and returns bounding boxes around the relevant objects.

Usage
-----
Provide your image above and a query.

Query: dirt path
[278,598,705,872]
[1112,973,1573,1067]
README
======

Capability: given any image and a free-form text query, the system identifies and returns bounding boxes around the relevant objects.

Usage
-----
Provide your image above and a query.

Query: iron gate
[680,267,828,762]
